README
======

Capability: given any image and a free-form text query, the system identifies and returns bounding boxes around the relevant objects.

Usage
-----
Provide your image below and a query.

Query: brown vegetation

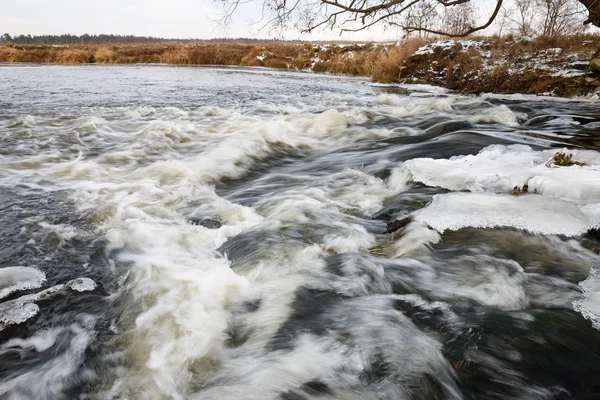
[546,151,588,167]
[400,34,600,97]
[0,41,422,80]
[0,35,598,97]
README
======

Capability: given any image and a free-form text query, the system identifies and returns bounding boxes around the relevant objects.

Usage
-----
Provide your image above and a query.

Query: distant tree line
[0,33,266,45]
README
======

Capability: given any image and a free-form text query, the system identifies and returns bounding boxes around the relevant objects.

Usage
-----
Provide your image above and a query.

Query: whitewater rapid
[0,65,599,400]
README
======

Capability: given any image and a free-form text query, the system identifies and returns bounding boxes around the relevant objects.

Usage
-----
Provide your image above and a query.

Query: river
[1,64,600,400]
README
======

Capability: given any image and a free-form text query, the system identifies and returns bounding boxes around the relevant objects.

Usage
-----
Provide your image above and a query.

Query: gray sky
[0,0,403,40]
[2,0,594,41]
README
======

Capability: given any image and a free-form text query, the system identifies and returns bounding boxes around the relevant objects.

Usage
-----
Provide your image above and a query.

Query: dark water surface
[1,64,600,400]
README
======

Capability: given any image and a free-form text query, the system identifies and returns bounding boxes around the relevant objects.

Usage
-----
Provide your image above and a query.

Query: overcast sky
[4,0,593,41]
[1,0,406,41]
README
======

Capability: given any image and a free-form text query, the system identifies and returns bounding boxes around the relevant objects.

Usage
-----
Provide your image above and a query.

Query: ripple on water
[0,65,600,400]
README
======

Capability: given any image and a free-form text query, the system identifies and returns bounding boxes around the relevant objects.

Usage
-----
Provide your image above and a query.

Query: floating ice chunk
[414,192,600,236]
[574,269,600,330]
[0,267,46,299]
[0,302,40,330]
[0,277,98,331]
[67,277,97,292]
[405,145,600,204]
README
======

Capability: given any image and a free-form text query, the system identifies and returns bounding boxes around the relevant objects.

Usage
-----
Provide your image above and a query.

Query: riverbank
[1,35,598,97]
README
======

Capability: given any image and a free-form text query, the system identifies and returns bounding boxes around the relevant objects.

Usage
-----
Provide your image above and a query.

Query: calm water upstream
[1,64,600,400]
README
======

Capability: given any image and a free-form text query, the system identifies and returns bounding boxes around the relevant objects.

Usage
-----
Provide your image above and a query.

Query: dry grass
[1,36,598,96]
[0,41,419,79]
[372,41,423,83]
[93,46,116,63]
[56,48,93,64]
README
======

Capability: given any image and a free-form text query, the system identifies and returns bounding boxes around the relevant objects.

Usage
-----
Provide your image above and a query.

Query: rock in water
[590,58,600,73]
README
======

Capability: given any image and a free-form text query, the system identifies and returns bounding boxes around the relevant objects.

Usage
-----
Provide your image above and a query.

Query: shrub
[371,43,419,83]
[94,46,116,63]
[55,49,93,64]
[263,58,289,69]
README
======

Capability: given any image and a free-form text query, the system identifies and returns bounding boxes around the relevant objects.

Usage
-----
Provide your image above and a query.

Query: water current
[1,64,600,400]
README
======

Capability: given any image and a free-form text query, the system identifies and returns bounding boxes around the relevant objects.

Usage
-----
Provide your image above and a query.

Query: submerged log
[384,216,412,234]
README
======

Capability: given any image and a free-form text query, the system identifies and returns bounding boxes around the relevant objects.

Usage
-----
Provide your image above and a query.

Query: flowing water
[1,64,600,400]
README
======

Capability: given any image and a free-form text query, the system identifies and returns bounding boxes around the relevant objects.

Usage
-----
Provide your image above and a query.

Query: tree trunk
[579,0,600,26]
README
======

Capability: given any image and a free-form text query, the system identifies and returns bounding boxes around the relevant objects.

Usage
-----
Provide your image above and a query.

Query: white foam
[401,255,528,310]
[105,220,252,399]
[2,327,61,352]
[415,192,600,236]
[189,296,459,400]
[386,166,413,196]
[38,222,79,246]
[468,105,525,126]
[256,168,406,219]
[0,316,96,399]
[309,109,347,133]
[390,221,441,257]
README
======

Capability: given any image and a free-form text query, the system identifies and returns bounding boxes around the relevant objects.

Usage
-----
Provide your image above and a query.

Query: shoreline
[2,61,598,100]
[2,37,598,98]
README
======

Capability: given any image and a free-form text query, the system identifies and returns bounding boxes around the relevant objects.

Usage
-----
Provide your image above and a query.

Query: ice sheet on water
[405,145,600,204]
[414,192,600,236]
[0,277,98,331]
[0,302,40,330]
[67,277,97,292]
[574,269,600,330]
[0,267,46,300]
[405,143,600,330]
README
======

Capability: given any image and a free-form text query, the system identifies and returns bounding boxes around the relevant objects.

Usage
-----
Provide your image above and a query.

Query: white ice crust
[0,267,46,300]
[404,144,600,330]
[406,145,600,204]
[414,192,600,236]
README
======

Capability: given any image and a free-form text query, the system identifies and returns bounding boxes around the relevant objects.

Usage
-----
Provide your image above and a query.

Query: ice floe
[414,192,600,236]
[405,145,600,204]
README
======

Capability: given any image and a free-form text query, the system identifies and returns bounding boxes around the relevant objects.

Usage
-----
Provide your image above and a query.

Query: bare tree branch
[403,0,503,37]
[215,0,599,38]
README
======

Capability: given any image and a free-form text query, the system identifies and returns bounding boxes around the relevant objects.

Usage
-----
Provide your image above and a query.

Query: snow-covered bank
[401,37,600,98]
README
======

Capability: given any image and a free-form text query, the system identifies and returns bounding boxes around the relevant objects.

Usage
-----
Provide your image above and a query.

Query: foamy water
[1,65,600,399]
